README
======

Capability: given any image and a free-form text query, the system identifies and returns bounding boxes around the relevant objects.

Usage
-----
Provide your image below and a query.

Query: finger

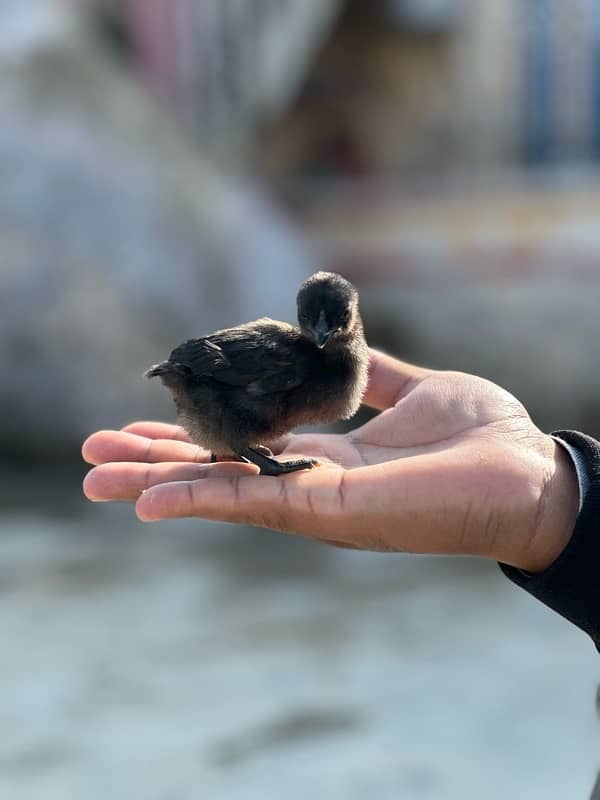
[363,349,430,411]
[316,539,362,550]
[121,421,294,455]
[135,464,348,536]
[82,430,209,466]
[84,460,259,501]
[134,455,474,556]
[121,421,191,442]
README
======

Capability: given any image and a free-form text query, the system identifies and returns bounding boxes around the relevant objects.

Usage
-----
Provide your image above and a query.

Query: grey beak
[144,361,186,379]
[313,310,332,349]
[145,363,169,379]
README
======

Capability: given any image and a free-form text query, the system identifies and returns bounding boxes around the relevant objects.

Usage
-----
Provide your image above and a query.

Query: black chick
[145,271,369,476]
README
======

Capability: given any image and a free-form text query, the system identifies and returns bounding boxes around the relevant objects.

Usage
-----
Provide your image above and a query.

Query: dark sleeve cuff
[499,430,600,651]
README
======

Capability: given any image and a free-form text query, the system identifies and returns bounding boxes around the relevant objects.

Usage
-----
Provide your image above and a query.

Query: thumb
[364,349,430,410]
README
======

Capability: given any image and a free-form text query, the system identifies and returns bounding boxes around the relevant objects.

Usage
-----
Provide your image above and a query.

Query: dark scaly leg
[236,447,318,476]
[254,444,274,457]
[210,453,245,463]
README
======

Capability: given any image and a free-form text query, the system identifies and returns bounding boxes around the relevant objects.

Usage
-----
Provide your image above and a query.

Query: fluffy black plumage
[145,271,369,475]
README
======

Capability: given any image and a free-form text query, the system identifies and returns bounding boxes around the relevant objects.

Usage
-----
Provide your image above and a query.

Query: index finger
[363,349,430,411]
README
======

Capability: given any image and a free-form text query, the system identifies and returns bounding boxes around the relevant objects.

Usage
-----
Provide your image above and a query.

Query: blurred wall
[127,0,344,165]
[2,0,599,457]
[261,0,600,177]
[0,1,315,459]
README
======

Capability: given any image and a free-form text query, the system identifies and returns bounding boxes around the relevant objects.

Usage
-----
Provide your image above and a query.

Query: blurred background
[1,1,599,798]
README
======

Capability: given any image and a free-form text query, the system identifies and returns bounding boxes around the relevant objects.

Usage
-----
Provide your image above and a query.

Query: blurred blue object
[383,0,463,32]
[523,0,555,163]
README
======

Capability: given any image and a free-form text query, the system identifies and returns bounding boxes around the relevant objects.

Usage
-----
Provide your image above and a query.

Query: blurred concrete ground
[0,479,598,800]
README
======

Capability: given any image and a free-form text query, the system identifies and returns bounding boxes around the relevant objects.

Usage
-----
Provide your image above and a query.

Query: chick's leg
[210,453,245,463]
[253,445,274,458]
[236,447,317,476]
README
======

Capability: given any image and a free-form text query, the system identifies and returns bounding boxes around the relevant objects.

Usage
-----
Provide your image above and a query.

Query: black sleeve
[499,430,600,651]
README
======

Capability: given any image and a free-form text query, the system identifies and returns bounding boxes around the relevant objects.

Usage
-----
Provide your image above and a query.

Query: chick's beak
[145,363,170,379]
[312,311,333,348]
[144,361,188,380]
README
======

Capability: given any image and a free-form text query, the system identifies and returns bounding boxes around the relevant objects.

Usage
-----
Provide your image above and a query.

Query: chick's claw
[237,447,318,476]
[258,457,318,477]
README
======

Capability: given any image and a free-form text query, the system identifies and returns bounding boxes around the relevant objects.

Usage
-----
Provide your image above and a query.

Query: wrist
[517,439,579,573]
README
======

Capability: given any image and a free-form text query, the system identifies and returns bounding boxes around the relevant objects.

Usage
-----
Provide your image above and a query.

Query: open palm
[83,350,577,572]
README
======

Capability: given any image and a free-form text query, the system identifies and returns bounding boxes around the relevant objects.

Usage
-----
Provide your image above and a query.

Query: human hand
[83,350,578,572]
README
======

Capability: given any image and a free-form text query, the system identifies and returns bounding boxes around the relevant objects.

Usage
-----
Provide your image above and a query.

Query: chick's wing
[207,320,310,395]
[169,337,229,374]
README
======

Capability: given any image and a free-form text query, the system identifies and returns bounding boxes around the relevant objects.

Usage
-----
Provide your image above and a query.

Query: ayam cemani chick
[145,271,369,476]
